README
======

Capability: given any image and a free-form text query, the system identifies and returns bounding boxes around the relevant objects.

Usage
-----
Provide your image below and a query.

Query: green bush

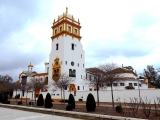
[17,101,22,105]
[15,94,20,99]
[29,102,34,105]
[66,104,73,111]
[68,94,75,109]
[115,105,122,113]
[86,93,96,112]
[5,101,10,104]
[59,99,68,102]
[45,93,52,108]
[2,94,8,104]
[37,94,44,106]
[125,85,135,89]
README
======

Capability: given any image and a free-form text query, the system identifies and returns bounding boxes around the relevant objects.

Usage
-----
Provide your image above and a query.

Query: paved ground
[0,107,83,120]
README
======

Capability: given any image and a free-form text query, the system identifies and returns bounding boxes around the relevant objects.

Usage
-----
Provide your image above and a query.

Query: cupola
[51,7,82,41]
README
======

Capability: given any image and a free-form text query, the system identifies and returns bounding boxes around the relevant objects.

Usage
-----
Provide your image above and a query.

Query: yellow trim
[52,57,61,82]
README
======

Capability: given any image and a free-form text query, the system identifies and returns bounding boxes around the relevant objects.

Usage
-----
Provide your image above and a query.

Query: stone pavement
[0,107,82,120]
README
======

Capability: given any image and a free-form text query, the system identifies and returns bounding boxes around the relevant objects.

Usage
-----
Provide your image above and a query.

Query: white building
[14,7,153,102]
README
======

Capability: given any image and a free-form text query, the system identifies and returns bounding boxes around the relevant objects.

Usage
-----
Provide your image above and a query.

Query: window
[71,43,74,50]
[139,84,141,87]
[83,86,84,90]
[71,61,74,66]
[129,83,132,86]
[113,83,118,86]
[60,26,62,32]
[89,75,91,80]
[89,88,92,91]
[55,29,57,34]
[69,69,76,77]
[134,83,137,86]
[56,44,58,50]
[107,83,111,86]
[81,75,82,79]
[45,77,48,85]
[74,29,77,34]
[83,64,84,67]
[53,94,55,96]
[65,61,67,65]
[68,26,71,32]
[40,78,43,81]
[77,86,80,90]
[78,63,79,67]
[57,94,59,96]
[81,54,82,58]
[120,83,124,86]
[61,61,62,65]
[36,79,38,81]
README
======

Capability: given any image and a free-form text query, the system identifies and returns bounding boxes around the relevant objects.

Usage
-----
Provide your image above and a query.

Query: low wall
[13,89,160,104]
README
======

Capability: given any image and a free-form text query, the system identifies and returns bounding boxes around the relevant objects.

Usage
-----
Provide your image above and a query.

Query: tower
[46,7,86,91]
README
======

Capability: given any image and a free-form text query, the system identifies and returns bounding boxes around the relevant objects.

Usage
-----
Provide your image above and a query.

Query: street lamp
[138,79,141,104]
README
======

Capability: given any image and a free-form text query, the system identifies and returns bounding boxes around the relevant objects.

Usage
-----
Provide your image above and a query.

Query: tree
[37,94,44,106]
[0,75,13,102]
[86,93,96,112]
[30,79,47,104]
[86,67,105,106]
[52,73,74,104]
[45,93,52,108]
[144,65,160,88]
[68,94,75,109]
[99,63,123,112]
[12,82,21,104]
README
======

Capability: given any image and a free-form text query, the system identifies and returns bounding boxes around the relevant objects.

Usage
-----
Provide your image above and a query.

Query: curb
[0,104,148,120]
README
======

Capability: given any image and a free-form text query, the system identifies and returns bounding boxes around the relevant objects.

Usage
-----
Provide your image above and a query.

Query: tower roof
[28,62,33,68]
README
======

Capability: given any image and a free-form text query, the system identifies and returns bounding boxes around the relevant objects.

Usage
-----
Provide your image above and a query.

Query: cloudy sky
[1,0,160,81]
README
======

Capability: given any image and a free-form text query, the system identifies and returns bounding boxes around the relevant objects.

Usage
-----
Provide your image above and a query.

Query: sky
[0,0,160,81]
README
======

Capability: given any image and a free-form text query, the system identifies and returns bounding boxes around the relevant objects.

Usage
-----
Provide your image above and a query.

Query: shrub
[15,94,20,99]
[0,94,2,102]
[59,99,68,103]
[68,94,75,109]
[37,94,44,106]
[29,102,34,105]
[45,93,52,108]
[2,94,8,104]
[115,105,122,113]
[86,93,96,112]
[125,85,135,89]
[17,101,22,105]
[66,104,73,111]
[5,101,10,104]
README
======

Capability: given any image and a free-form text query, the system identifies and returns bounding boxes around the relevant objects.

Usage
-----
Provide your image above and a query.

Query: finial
[78,18,79,23]
[122,64,123,68]
[66,7,68,13]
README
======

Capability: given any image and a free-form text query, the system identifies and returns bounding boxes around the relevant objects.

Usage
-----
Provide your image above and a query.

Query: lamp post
[138,79,141,104]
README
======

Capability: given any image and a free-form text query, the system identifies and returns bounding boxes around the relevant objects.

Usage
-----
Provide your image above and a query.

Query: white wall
[14,89,160,104]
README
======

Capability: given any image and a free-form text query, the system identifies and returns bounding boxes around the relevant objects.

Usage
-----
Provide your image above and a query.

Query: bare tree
[30,79,47,105]
[85,67,105,106]
[141,97,151,118]
[128,98,140,117]
[99,63,123,112]
[53,73,74,104]
[12,82,21,104]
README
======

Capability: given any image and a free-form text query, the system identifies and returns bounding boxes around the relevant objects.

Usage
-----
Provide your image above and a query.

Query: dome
[59,13,75,20]
[58,7,75,20]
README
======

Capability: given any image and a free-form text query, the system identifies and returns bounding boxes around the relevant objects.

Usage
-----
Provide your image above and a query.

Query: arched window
[77,86,80,90]
[69,69,72,75]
